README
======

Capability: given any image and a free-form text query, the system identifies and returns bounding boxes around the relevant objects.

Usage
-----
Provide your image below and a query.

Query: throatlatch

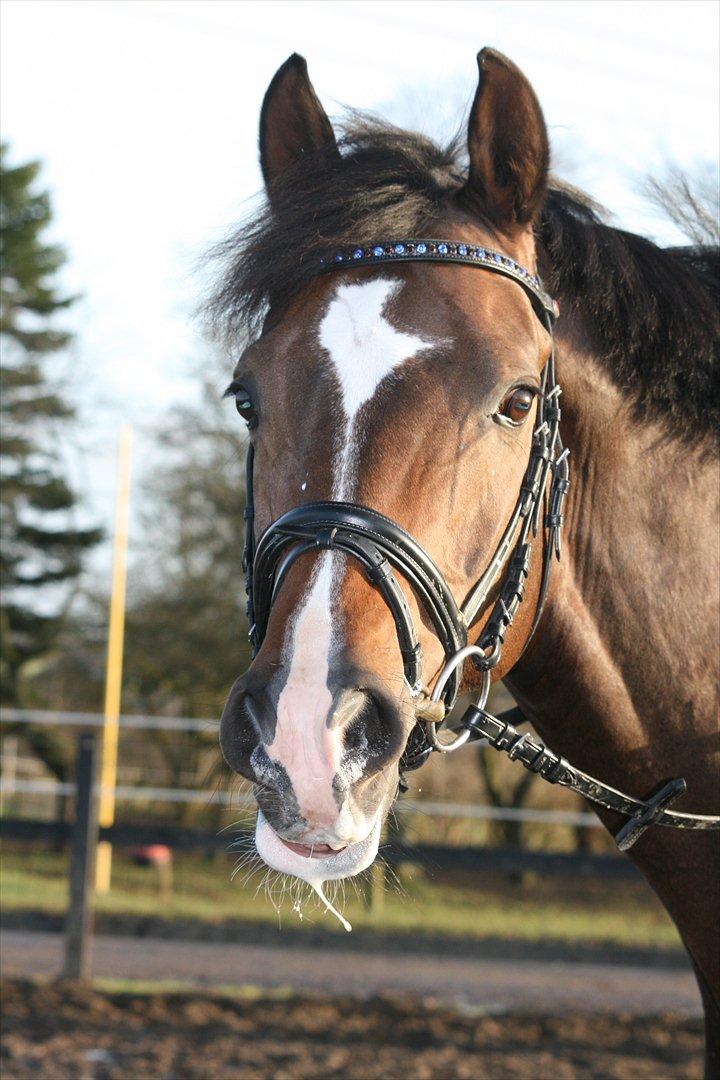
[240,238,720,851]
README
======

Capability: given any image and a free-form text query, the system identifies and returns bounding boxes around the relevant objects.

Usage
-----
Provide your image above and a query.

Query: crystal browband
[317,239,558,321]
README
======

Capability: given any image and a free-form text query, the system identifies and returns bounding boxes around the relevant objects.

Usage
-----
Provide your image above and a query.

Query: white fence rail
[1,708,601,828]
[0,777,600,826]
[1,708,215,734]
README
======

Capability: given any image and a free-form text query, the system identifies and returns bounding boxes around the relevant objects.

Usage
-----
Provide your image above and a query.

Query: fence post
[96,423,132,894]
[362,860,385,912]
[63,731,99,981]
[0,735,19,815]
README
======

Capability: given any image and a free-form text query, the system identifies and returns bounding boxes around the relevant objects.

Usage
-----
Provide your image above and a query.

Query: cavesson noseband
[241,239,720,851]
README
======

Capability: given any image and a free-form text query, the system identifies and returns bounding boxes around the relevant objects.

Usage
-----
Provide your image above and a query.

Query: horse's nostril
[339,686,406,780]
[240,691,263,731]
[338,690,377,740]
[219,684,266,779]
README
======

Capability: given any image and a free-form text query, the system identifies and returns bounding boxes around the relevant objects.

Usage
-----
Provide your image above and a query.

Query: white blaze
[265,278,438,832]
[320,278,435,499]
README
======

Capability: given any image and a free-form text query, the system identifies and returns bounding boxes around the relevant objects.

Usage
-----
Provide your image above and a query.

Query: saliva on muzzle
[254,811,386,932]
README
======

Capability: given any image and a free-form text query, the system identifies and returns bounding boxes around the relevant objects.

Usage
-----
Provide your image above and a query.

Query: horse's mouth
[255,811,381,881]
[278,839,347,859]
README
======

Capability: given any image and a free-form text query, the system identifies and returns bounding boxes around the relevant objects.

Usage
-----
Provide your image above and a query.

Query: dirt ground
[1,978,705,1080]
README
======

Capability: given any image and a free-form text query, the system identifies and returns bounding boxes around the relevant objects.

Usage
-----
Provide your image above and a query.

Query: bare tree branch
[641,163,719,246]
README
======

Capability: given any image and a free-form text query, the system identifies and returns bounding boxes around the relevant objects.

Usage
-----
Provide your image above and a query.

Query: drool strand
[311,881,352,932]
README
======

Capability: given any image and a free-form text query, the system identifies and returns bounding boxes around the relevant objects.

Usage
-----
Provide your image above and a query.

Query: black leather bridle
[241,239,720,851]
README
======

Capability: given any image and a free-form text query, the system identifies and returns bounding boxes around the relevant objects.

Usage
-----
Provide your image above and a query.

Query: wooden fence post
[362,860,385,912]
[63,731,99,981]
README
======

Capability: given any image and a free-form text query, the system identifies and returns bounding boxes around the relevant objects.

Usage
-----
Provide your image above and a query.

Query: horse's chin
[255,810,382,883]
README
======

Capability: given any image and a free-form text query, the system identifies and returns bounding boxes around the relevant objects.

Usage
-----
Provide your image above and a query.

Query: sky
[1,0,718,587]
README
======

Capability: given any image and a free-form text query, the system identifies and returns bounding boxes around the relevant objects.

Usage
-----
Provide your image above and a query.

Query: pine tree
[0,143,102,712]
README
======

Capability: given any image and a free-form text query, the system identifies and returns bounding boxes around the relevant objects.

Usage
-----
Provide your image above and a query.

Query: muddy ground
[1,978,704,1079]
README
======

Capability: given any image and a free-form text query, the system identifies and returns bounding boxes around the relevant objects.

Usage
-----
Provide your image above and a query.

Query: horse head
[218,49,556,881]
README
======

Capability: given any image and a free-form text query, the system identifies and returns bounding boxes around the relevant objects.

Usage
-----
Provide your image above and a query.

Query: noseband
[241,239,720,850]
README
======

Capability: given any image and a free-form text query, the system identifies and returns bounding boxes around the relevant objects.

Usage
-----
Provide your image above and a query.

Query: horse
[212,49,720,1068]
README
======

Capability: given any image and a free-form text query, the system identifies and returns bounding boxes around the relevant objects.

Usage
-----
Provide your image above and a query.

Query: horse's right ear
[260,54,338,196]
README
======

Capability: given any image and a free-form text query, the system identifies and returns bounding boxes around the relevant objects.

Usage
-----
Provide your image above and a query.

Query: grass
[0,845,682,951]
[92,978,298,1000]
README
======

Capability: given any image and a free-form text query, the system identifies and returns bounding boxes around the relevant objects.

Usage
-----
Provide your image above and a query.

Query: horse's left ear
[259,53,339,197]
[462,48,549,230]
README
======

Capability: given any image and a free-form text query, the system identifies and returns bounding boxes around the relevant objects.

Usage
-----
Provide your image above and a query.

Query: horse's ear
[259,54,338,195]
[462,48,549,230]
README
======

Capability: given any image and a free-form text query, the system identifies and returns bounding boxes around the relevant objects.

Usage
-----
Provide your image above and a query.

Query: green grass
[10,974,314,1001]
[92,978,298,999]
[0,846,681,951]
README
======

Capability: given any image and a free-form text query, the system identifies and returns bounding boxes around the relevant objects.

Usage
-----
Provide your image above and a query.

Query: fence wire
[1,708,601,828]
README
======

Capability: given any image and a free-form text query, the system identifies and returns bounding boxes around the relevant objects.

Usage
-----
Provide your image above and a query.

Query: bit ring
[425,645,492,753]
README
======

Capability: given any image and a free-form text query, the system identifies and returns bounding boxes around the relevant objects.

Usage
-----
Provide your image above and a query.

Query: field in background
[1,846,681,951]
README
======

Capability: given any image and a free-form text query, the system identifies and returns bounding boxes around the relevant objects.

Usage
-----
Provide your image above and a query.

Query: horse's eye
[499,387,535,425]
[235,393,257,425]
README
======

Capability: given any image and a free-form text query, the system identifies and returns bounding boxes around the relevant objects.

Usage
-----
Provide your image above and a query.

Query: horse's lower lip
[278,839,346,859]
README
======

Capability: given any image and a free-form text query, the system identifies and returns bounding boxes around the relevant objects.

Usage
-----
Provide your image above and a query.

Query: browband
[318,239,558,324]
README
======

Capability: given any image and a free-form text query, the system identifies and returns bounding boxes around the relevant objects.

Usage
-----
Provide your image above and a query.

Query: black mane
[207,120,719,444]
[539,187,719,444]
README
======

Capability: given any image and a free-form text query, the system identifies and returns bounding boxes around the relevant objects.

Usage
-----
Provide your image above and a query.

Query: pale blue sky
[1,0,718,584]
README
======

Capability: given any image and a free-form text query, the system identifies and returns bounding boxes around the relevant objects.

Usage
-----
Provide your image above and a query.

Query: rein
[241,238,720,852]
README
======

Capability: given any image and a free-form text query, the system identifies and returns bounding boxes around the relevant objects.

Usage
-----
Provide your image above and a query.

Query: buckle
[614,777,687,851]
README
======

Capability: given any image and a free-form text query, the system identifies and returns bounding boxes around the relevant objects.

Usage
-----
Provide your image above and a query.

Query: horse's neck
[508,331,719,811]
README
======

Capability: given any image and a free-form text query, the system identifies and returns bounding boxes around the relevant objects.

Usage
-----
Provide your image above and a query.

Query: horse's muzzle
[220,669,410,845]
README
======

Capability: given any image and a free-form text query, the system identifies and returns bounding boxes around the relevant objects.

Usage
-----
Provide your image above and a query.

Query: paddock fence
[1,709,641,980]
[1,707,602,826]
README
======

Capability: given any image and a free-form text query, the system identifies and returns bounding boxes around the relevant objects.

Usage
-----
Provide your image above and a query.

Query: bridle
[241,239,720,852]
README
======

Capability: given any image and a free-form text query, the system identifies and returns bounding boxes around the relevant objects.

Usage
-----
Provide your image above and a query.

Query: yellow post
[96,425,132,894]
